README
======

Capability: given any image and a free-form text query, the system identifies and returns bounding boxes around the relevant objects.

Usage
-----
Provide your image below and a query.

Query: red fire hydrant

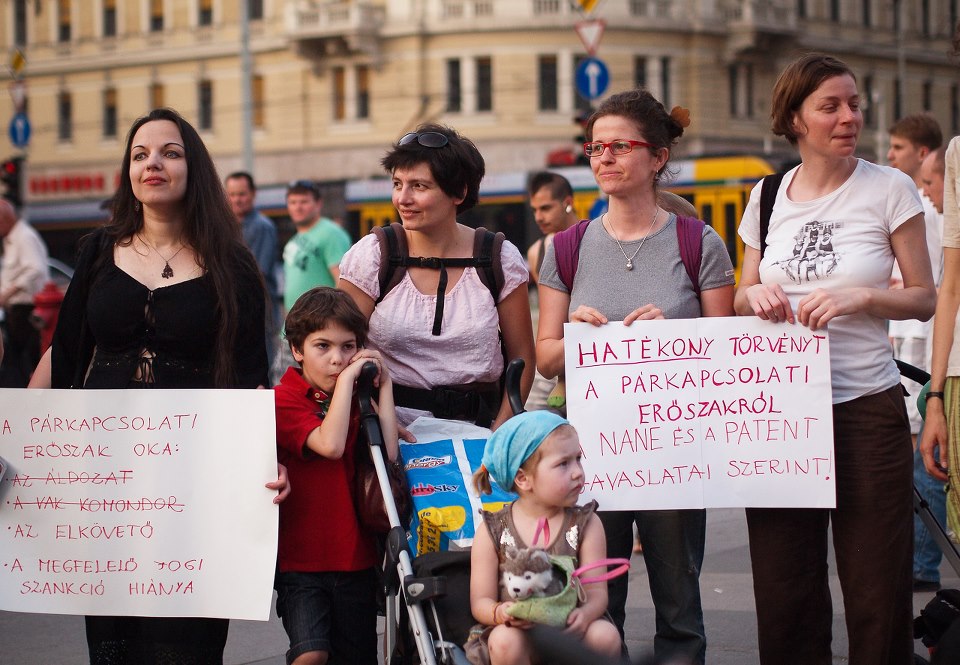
[31,282,65,355]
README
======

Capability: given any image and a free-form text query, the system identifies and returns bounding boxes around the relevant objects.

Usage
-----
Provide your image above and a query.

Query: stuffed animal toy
[500,545,565,601]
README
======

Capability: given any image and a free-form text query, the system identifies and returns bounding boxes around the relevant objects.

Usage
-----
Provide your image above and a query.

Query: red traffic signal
[0,156,23,207]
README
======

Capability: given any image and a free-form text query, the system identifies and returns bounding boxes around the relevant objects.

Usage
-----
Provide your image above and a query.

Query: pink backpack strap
[532,517,551,547]
[572,558,631,584]
[553,219,591,292]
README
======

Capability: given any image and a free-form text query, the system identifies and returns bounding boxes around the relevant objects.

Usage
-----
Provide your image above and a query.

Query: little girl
[466,411,622,664]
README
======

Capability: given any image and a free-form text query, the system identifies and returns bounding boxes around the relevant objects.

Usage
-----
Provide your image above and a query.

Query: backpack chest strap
[402,256,479,336]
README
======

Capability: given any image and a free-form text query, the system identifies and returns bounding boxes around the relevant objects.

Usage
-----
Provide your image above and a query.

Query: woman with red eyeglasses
[338,123,535,430]
[536,89,735,664]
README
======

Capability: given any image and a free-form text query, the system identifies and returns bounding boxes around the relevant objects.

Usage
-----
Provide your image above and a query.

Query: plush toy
[500,545,565,601]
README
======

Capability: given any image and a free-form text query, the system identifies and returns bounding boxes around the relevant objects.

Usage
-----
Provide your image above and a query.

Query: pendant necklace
[137,234,186,279]
[607,207,659,271]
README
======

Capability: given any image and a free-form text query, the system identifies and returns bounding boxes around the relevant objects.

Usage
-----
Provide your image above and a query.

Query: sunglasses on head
[287,179,320,195]
[398,131,449,149]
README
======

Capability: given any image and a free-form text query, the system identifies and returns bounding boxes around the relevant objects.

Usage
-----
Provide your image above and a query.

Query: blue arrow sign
[576,57,609,101]
[9,112,30,149]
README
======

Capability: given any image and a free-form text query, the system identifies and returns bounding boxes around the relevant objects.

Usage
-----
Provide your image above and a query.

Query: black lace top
[52,229,267,390]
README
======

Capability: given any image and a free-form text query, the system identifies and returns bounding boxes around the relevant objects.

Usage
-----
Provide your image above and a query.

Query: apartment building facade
[0,0,956,227]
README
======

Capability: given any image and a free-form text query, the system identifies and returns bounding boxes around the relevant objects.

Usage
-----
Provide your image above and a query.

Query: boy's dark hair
[528,171,573,201]
[381,123,485,215]
[284,287,368,354]
[888,113,943,151]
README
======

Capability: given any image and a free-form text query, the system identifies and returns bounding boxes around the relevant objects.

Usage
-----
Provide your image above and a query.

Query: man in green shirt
[282,179,351,311]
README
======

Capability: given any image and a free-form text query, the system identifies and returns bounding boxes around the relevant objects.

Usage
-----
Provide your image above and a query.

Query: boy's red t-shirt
[273,366,376,572]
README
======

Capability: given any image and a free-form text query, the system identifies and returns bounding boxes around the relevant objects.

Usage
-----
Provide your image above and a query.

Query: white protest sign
[0,389,278,620]
[564,317,834,509]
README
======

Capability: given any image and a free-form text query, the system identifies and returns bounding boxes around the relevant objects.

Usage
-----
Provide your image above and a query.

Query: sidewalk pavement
[3,507,957,664]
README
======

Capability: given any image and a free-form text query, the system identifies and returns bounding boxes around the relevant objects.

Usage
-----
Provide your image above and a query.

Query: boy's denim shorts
[274,568,378,665]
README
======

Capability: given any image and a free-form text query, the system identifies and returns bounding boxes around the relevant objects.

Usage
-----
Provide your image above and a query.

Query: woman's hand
[920,403,950,481]
[570,306,608,326]
[796,287,868,330]
[743,283,795,324]
[624,304,664,325]
[266,463,291,504]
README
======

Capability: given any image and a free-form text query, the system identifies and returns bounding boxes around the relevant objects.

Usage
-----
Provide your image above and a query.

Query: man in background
[887,113,945,592]
[525,172,578,411]
[0,199,48,386]
[279,179,351,373]
[225,171,281,375]
[915,144,948,593]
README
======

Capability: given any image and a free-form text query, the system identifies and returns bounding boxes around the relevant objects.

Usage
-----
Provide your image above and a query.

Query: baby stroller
[355,359,529,665]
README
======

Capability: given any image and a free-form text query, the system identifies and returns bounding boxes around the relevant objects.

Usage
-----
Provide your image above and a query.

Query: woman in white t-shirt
[735,54,936,665]
[339,124,535,429]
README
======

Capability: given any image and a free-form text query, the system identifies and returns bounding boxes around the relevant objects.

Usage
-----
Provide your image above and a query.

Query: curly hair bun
[670,106,691,128]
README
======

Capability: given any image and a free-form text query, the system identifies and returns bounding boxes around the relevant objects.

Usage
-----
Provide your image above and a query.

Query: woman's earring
[134,200,141,212]
[565,205,573,214]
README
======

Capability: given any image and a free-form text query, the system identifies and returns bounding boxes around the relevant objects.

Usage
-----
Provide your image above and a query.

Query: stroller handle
[356,361,384,449]
[505,358,526,416]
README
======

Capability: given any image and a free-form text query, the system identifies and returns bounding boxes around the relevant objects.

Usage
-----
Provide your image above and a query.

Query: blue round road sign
[576,57,609,101]
[8,112,30,149]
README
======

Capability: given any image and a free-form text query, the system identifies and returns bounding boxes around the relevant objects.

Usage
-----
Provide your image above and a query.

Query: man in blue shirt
[225,171,281,376]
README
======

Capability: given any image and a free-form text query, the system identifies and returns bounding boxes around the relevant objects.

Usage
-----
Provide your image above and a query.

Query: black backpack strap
[759,172,786,259]
[472,227,505,305]
[373,223,408,304]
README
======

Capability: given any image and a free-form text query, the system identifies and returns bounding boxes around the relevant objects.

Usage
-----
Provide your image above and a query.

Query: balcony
[721,0,798,57]
[285,1,385,61]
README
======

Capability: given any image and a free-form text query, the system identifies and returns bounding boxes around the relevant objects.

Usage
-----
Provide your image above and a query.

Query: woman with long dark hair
[30,108,287,664]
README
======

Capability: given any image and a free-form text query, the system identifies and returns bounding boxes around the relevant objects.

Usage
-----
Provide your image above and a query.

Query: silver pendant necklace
[606,207,659,271]
[138,234,186,279]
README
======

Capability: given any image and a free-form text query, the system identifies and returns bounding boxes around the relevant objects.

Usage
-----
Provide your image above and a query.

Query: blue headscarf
[482,411,569,491]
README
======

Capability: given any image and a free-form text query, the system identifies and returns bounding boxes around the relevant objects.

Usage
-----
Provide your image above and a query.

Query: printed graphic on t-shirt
[288,236,321,273]
[774,220,842,284]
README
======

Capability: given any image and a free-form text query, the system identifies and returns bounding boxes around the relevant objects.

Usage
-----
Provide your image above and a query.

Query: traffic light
[1,156,23,208]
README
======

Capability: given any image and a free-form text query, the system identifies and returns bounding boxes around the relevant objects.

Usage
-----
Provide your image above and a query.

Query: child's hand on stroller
[339,350,386,388]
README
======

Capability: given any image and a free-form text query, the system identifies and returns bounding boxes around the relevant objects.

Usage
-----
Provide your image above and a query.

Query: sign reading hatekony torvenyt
[564,317,834,510]
[0,389,278,620]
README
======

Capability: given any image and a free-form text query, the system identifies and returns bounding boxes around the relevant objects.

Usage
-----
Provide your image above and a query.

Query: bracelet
[926,391,945,401]
[492,601,504,625]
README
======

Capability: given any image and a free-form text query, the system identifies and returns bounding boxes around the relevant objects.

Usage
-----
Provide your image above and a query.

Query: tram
[344,154,777,278]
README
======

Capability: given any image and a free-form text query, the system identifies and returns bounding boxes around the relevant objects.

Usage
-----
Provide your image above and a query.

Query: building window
[728,63,754,119]
[952,0,958,35]
[198,80,212,130]
[861,0,871,26]
[829,0,840,22]
[923,80,933,112]
[863,75,874,128]
[150,82,164,109]
[357,66,370,120]
[58,91,72,142]
[952,84,959,134]
[103,88,118,138]
[660,56,671,108]
[894,78,902,122]
[476,57,492,112]
[475,1,493,16]
[150,0,164,32]
[248,0,263,20]
[573,54,591,113]
[922,0,931,37]
[538,55,558,111]
[634,56,647,90]
[533,0,561,14]
[58,0,72,42]
[332,67,346,121]
[199,0,213,26]
[252,74,265,128]
[103,0,117,37]
[797,0,806,19]
[446,59,462,113]
[14,0,27,46]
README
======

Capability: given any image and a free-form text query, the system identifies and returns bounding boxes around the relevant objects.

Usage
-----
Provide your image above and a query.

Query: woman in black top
[30,108,287,664]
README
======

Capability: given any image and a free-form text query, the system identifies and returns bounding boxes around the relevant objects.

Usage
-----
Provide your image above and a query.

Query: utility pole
[239,0,254,174]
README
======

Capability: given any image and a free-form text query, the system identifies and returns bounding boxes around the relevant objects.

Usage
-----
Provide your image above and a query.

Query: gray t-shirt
[539,213,735,320]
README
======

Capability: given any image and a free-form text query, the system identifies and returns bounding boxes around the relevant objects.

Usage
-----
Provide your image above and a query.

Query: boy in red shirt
[273,286,399,665]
